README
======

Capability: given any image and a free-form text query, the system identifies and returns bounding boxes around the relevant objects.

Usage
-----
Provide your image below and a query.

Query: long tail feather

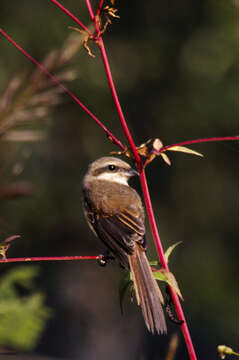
[128,244,167,334]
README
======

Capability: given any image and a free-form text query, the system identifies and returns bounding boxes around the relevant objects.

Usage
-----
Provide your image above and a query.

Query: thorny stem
[0,28,125,151]
[0,255,102,263]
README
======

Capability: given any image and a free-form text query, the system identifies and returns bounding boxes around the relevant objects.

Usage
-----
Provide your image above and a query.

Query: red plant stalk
[85,1,197,358]
[96,0,104,16]
[86,0,142,168]
[49,0,93,37]
[0,29,125,151]
[0,255,101,263]
[140,170,196,359]
[160,136,239,153]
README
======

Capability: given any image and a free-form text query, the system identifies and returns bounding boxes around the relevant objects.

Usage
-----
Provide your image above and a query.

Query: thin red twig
[98,39,142,167]
[44,0,142,166]
[140,171,167,268]
[86,0,95,20]
[159,136,239,153]
[0,28,125,151]
[0,255,101,263]
[99,40,142,166]
[87,0,141,167]
[65,0,142,168]
[96,0,104,16]
[56,1,197,358]
[49,0,93,37]
[140,170,197,360]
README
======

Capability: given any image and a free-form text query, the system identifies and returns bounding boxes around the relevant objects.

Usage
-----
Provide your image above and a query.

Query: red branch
[0,255,101,264]
[84,1,197,358]
[140,170,196,359]
[96,0,104,16]
[159,136,239,153]
[86,1,198,358]
[49,0,93,37]
[86,0,95,20]
[98,39,142,167]
[0,28,125,151]
[89,0,143,168]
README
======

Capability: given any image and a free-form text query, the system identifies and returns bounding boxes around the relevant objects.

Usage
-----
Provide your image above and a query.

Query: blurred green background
[0,0,239,359]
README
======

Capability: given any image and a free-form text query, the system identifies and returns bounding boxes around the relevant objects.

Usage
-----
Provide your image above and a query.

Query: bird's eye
[108,164,116,171]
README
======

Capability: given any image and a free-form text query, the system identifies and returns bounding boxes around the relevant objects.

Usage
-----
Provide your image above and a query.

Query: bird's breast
[87,179,143,217]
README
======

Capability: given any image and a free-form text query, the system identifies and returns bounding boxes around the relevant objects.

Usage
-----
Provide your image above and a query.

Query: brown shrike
[83,157,167,334]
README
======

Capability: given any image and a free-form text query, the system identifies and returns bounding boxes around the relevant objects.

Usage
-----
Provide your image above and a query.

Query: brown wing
[116,208,145,237]
[83,193,146,268]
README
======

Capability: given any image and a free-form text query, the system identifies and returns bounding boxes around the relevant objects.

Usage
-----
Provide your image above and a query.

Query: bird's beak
[128,168,139,177]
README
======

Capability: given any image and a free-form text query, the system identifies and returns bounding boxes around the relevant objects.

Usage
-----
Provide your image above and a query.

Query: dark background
[0,0,239,359]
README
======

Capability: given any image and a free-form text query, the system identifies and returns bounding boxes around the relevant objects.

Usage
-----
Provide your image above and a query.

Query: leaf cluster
[0,266,51,350]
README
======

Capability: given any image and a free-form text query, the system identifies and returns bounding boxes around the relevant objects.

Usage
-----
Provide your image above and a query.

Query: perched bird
[83,156,167,334]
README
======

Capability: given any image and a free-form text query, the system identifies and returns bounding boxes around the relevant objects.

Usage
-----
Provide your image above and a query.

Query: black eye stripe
[92,165,119,176]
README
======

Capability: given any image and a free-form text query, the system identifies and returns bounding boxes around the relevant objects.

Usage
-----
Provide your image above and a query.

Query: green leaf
[153,270,168,282]
[165,241,182,264]
[160,269,184,300]
[218,345,239,358]
[0,266,51,350]
[153,269,183,300]
[167,145,204,157]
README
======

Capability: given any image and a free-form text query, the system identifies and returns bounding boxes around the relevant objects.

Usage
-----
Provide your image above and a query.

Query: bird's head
[85,157,138,186]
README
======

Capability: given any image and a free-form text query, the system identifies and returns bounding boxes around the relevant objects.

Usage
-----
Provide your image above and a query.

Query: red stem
[140,170,167,268]
[49,0,93,37]
[140,170,197,359]
[98,39,142,168]
[86,0,95,20]
[0,255,101,263]
[44,0,142,166]
[96,0,104,16]
[0,28,125,151]
[159,136,239,153]
[85,1,197,358]
[89,0,143,168]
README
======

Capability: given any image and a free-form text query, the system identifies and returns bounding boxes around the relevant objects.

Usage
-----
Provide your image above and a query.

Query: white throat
[96,172,129,186]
